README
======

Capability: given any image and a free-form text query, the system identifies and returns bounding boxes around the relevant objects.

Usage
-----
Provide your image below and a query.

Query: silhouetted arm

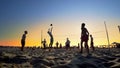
[22,34,26,40]
[81,28,84,39]
[86,28,89,35]
[51,27,53,33]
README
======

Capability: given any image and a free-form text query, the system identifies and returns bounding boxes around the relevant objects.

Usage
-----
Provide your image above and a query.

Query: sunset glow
[0,0,120,47]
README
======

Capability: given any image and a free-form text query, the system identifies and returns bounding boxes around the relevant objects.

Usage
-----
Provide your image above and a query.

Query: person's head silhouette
[90,35,92,37]
[67,38,69,40]
[24,31,28,34]
[50,24,53,26]
[81,23,85,28]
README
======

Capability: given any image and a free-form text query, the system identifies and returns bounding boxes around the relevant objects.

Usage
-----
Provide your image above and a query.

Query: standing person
[90,35,95,51]
[60,43,62,48]
[56,41,59,48]
[78,43,80,49]
[118,25,120,33]
[65,38,70,50]
[21,31,28,51]
[80,23,89,54]
[47,24,54,48]
[42,39,46,49]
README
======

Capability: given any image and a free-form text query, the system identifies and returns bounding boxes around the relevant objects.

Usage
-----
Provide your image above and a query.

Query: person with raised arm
[47,24,54,48]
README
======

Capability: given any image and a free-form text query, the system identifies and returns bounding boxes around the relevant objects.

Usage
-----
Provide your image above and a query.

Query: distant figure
[65,38,70,50]
[56,41,59,48]
[118,25,120,33]
[90,35,95,51]
[80,23,89,54]
[60,43,62,48]
[42,39,46,49]
[78,43,80,49]
[21,31,28,51]
[47,24,54,48]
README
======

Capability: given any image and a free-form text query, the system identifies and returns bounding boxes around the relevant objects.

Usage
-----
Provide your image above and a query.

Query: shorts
[81,35,89,42]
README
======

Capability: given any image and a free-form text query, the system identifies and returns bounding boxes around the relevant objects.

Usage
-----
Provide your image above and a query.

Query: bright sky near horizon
[0,0,120,47]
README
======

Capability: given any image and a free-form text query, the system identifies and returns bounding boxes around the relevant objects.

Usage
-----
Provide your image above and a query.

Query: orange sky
[0,19,120,47]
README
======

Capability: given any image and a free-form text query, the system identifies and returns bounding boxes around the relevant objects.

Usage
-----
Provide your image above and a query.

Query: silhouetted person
[78,43,80,49]
[60,43,62,48]
[56,41,59,48]
[42,39,46,49]
[47,24,54,48]
[21,31,28,51]
[80,23,89,54]
[118,26,120,33]
[90,35,95,51]
[65,38,70,50]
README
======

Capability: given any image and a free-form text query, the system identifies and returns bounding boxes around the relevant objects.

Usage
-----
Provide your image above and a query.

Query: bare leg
[80,41,83,53]
[85,41,89,54]
[91,45,95,51]
[21,41,25,51]
[49,43,51,48]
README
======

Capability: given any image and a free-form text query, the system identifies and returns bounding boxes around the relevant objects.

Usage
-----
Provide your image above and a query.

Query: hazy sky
[0,0,120,47]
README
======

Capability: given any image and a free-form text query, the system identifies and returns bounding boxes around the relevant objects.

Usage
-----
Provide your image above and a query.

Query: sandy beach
[0,46,120,68]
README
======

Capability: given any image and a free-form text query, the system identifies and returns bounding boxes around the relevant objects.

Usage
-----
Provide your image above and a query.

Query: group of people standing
[80,23,95,55]
[20,23,95,55]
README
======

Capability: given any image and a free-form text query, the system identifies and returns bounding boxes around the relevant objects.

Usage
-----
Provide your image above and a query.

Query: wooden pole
[104,21,110,52]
